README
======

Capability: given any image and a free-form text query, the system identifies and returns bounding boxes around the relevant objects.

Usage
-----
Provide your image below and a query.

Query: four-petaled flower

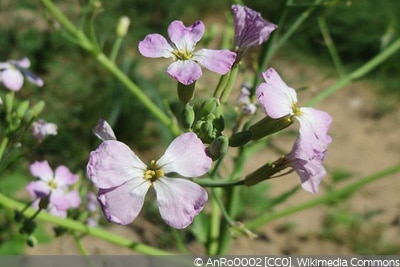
[232,5,277,61]
[0,58,43,91]
[87,132,213,229]
[138,20,236,85]
[26,160,81,217]
[256,67,332,150]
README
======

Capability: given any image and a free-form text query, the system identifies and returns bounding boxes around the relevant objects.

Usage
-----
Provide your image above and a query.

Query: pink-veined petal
[29,161,54,182]
[154,177,208,229]
[157,132,212,177]
[1,69,24,91]
[87,140,147,189]
[10,58,31,68]
[168,20,204,51]
[297,107,333,147]
[97,179,151,225]
[193,49,236,75]
[54,165,79,187]
[166,60,202,85]
[138,33,174,58]
[26,180,51,198]
[256,68,297,118]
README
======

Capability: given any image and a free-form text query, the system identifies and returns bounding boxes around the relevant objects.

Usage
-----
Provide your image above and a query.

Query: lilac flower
[138,20,236,85]
[286,137,328,193]
[232,5,277,60]
[0,58,43,91]
[256,68,332,149]
[32,119,58,141]
[26,160,81,217]
[87,132,213,229]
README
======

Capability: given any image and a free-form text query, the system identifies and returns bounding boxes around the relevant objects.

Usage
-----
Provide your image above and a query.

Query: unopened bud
[201,121,214,140]
[16,100,30,119]
[213,115,225,132]
[206,135,229,161]
[249,114,294,140]
[201,98,218,116]
[30,101,46,117]
[181,104,195,129]
[229,130,253,147]
[116,16,130,37]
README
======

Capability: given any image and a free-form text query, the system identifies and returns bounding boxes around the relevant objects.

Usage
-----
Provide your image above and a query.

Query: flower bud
[213,115,225,132]
[16,100,30,119]
[249,114,294,140]
[206,135,229,161]
[201,98,218,116]
[30,101,46,117]
[201,120,215,141]
[116,16,130,37]
[181,104,195,129]
[229,130,253,147]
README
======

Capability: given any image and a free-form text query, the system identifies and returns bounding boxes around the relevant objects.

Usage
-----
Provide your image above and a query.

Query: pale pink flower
[138,20,236,85]
[87,132,213,229]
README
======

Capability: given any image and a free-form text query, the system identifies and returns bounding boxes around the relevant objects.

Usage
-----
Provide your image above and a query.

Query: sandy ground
[23,54,400,255]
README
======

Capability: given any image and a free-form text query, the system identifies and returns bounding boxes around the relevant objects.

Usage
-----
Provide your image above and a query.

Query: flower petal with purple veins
[157,132,212,177]
[98,179,151,225]
[232,5,277,55]
[87,140,147,189]
[166,60,202,85]
[168,20,204,50]
[193,49,237,75]
[297,107,333,147]
[138,33,174,58]
[256,68,297,118]
[154,177,208,229]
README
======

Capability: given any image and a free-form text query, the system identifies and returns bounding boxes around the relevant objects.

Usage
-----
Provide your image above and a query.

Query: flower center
[172,49,193,60]
[48,179,58,189]
[292,103,302,116]
[143,160,164,182]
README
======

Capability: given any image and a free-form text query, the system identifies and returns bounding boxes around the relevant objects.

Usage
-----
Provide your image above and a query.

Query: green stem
[245,163,400,229]
[0,193,172,255]
[96,53,180,136]
[307,37,400,106]
[72,232,89,255]
[207,188,222,255]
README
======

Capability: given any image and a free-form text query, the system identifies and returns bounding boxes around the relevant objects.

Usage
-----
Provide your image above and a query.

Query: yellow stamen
[143,160,164,182]
[48,179,57,189]
[172,49,193,60]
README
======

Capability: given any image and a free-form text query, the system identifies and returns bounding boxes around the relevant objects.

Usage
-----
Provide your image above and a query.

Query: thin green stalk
[72,232,89,255]
[0,137,9,163]
[307,37,400,106]
[0,193,172,255]
[207,188,222,255]
[245,163,400,229]
[318,17,345,78]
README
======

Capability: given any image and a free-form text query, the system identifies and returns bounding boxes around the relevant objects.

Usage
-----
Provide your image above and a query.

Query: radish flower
[87,132,213,229]
[138,20,236,85]
[0,58,43,91]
